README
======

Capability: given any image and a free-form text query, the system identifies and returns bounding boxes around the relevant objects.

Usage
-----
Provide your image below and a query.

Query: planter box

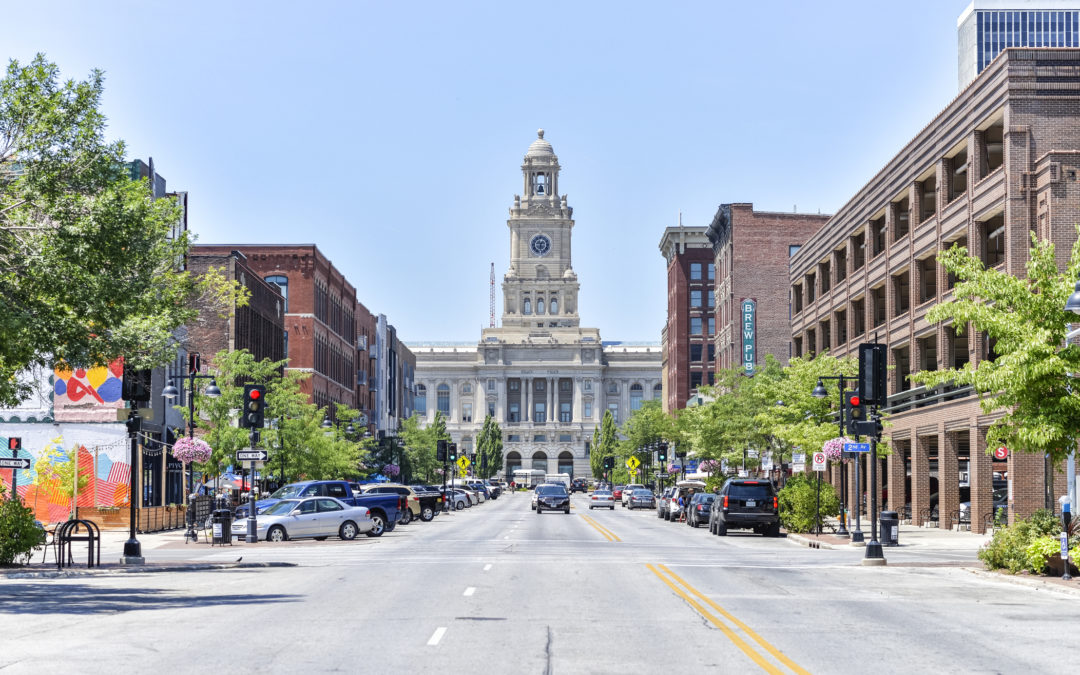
[1045,553,1079,577]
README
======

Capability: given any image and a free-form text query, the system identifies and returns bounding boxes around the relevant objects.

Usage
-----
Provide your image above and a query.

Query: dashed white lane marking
[427,627,447,646]
[483,564,492,571]
[504,536,509,539]
[464,587,476,596]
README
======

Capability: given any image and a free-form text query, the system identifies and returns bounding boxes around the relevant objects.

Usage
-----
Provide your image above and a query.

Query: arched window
[506,451,522,477]
[531,451,547,471]
[437,384,450,414]
[415,384,427,415]
[558,451,574,476]
[524,298,532,314]
[537,298,545,314]
[550,297,558,314]
[534,173,546,195]
[630,383,644,411]
[653,383,663,398]
[264,275,289,312]
[461,436,472,455]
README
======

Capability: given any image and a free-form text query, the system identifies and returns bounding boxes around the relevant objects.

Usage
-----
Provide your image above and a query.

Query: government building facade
[411,131,662,480]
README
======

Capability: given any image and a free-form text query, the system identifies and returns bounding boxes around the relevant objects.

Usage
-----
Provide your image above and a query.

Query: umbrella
[370,473,390,483]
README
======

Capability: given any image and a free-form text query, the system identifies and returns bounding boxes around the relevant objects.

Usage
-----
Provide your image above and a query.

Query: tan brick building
[658,225,715,412]
[789,48,1080,533]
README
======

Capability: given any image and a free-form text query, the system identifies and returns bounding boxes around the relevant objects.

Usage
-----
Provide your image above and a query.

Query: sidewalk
[786,518,993,554]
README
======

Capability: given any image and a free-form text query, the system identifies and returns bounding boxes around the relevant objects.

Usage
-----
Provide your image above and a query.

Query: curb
[786,533,845,550]
[0,561,297,580]
[966,567,1080,598]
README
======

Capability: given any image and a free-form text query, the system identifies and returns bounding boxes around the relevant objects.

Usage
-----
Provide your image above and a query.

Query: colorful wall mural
[53,359,125,422]
[1,429,130,524]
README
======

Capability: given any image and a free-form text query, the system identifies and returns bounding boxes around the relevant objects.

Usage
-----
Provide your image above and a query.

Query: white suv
[622,484,646,507]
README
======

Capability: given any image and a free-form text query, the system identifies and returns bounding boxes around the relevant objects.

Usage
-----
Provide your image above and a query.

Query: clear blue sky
[4,0,972,342]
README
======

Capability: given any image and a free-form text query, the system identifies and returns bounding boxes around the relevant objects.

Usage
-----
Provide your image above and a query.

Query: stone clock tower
[502,129,580,329]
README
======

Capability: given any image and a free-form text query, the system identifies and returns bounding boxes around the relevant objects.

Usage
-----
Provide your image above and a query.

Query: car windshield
[538,485,567,496]
[594,491,612,496]
[728,484,772,499]
[270,485,308,499]
[633,490,652,496]
[263,500,299,515]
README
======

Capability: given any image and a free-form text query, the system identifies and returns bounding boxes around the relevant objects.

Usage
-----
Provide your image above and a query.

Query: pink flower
[173,437,212,464]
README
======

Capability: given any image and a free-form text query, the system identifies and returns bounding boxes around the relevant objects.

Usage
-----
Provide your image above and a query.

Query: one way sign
[0,457,32,470]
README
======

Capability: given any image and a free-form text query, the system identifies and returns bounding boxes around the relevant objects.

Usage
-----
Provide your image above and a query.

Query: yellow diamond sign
[457,456,471,471]
[626,456,640,470]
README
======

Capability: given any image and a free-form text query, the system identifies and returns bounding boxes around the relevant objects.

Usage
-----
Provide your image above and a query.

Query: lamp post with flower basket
[172,437,212,542]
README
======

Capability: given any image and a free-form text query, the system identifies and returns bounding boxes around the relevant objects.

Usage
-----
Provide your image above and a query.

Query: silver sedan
[232,497,375,542]
[589,490,615,510]
[627,489,656,510]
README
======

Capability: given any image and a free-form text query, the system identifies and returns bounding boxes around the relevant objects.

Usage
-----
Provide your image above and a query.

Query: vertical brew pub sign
[742,298,756,375]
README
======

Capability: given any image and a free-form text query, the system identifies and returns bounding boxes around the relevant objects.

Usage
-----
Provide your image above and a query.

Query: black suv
[535,484,571,514]
[710,479,780,536]
[570,478,587,493]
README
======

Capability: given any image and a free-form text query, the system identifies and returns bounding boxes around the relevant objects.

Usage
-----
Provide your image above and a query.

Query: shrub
[777,473,839,534]
[979,509,1070,574]
[0,485,42,566]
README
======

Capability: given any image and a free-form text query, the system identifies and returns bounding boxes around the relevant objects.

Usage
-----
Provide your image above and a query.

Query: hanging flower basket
[383,463,400,477]
[822,436,854,462]
[173,437,213,464]
[698,459,722,474]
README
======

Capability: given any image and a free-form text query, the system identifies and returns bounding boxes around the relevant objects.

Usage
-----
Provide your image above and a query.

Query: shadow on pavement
[0,583,301,615]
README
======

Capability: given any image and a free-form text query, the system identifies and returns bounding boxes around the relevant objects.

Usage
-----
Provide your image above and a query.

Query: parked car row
[649,479,782,537]
[228,477,503,543]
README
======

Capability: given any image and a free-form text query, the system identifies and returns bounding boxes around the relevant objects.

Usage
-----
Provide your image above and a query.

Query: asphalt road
[1,492,1077,674]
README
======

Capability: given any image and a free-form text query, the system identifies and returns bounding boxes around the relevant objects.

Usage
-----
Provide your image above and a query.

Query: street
[1,493,1077,674]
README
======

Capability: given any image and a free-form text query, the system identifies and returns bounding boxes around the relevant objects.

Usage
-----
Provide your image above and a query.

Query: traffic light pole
[863,413,886,564]
[246,429,260,543]
[851,432,864,544]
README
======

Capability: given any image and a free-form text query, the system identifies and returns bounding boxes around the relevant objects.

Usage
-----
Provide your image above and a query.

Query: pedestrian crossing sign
[457,456,471,471]
[626,456,640,470]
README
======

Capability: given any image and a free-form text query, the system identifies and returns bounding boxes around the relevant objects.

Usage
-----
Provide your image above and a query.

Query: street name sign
[237,449,268,462]
[0,457,31,470]
[843,442,870,454]
[812,452,827,472]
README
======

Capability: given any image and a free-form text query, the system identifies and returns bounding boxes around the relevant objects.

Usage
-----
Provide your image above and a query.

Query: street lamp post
[163,364,221,543]
[1062,276,1080,511]
[812,375,852,538]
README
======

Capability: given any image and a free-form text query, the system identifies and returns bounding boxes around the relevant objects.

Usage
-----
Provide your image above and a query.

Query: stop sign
[993,446,1008,461]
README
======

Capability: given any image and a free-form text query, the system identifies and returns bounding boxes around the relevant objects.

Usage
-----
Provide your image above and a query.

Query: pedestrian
[677,493,685,522]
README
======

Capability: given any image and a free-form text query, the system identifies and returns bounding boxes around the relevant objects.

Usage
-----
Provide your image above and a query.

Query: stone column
[523,378,529,422]
[911,435,931,526]
[572,377,582,421]
[939,431,960,530]
[887,439,907,515]
[970,428,993,534]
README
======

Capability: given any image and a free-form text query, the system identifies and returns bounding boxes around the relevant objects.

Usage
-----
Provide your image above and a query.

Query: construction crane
[489,262,496,327]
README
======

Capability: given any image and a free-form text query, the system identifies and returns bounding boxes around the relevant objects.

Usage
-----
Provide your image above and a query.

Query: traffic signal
[603,456,614,470]
[241,384,266,428]
[121,364,152,402]
[437,439,447,462]
[657,443,668,463]
[188,351,201,375]
[844,390,866,436]
[7,437,21,451]
[855,414,884,440]
[858,343,887,406]
[448,443,458,463]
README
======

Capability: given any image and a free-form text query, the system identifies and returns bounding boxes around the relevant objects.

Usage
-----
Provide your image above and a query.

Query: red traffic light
[249,389,261,400]
[850,395,860,406]
[8,437,20,450]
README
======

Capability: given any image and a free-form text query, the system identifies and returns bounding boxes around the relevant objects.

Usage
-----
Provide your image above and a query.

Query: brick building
[193,245,357,416]
[355,301,377,435]
[789,48,1080,533]
[706,204,830,374]
[354,303,415,437]
[658,224,715,412]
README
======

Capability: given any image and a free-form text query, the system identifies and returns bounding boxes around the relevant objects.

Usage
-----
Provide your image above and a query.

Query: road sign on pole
[457,456,471,471]
[237,449,268,462]
[0,457,31,470]
[993,446,1008,461]
[812,452,827,472]
[843,442,870,454]
[626,456,640,471]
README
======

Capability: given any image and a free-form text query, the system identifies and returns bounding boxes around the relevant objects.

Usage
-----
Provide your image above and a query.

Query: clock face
[530,234,552,257]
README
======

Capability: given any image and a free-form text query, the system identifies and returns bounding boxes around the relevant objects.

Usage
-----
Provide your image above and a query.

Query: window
[559,379,571,392]
[690,263,702,280]
[708,317,715,336]
[507,435,521,442]
[690,290,702,308]
[607,402,619,423]
[707,290,715,308]
[523,298,531,314]
[534,403,546,423]
[607,382,618,394]
[533,435,547,443]
[550,297,558,314]
[690,372,702,388]
[707,264,715,280]
[560,402,571,423]
[707,344,715,362]
[630,383,643,411]
[584,401,593,418]
[559,434,572,442]
[537,298,545,314]
[509,380,520,391]
[508,403,520,422]
[487,378,496,392]
[462,383,472,394]
[264,275,289,312]
[487,402,495,417]
[437,384,450,414]
[462,403,472,423]
[690,344,703,362]
[583,379,592,392]
[690,317,702,334]
[414,384,427,415]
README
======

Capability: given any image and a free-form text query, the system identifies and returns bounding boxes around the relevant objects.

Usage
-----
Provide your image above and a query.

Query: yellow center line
[656,564,809,675]
[578,513,621,541]
[646,564,784,675]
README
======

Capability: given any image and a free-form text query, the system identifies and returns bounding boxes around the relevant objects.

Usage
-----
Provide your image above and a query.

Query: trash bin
[880,510,899,547]
[212,509,233,545]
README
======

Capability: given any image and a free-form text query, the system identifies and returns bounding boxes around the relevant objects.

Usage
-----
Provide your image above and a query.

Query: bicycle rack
[55,519,101,570]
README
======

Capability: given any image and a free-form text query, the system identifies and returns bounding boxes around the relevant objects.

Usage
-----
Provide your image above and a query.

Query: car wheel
[366,514,386,537]
[767,522,782,537]
[657,509,663,519]
[456,500,465,511]
[564,508,570,514]
[314,536,328,541]
[400,509,413,525]
[716,521,727,536]
[339,521,358,540]
[267,525,287,543]
[536,506,542,515]
[421,506,435,522]
[589,505,593,510]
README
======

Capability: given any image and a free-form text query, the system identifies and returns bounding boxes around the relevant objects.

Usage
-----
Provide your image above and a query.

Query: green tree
[595,409,619,481]
[589,424,604,480]
[910,234,1080,463]
[618,400,671,481]
[476,415,504,479]
[400,414,439,483]
[0,55,230,407]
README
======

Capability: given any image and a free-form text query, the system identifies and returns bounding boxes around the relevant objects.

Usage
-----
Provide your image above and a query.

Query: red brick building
[789,49,1080,532]
[658,225,715,412]
[706,204,830,374]
[193,245,357,415]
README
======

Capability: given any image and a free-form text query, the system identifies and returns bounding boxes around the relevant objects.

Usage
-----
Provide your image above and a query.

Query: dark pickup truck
[234,480,405,536]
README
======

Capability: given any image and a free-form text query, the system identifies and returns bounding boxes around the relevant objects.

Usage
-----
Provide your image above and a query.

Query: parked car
[407,485,445,521]
[686,493,715,528]
[621,484,646,507]
[571,478,588,493]
[665,480,706,522]
[231,497,375,542]
[358,483,422,524]
[959,487,1008,523]
[535,483,571,514]
[234,480,404,536]
[589,490,615,510]
[612,485,625,501]
[657,486,677,519]
[710,479,780,536]
[627,489,655,510]
[441,488,471,510]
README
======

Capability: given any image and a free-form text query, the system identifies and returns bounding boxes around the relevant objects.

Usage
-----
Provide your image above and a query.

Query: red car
[612,485,625,500]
